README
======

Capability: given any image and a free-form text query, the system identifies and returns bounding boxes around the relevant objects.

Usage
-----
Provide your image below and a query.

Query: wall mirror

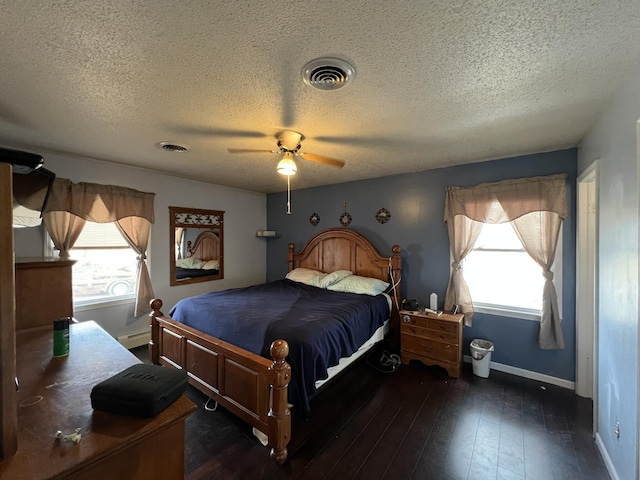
[170,206,224,286]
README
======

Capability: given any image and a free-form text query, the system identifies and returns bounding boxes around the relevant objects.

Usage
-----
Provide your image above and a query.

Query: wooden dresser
[14,256,75,330]
[0,320,196,479]
[400,309,464,378]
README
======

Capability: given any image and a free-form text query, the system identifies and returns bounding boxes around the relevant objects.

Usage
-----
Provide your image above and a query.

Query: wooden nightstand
[400,310,464,378]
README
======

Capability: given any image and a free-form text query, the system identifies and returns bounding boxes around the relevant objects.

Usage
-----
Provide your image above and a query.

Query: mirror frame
[169,206,224,286]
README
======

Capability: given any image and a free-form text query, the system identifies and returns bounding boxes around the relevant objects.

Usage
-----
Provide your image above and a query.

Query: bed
[174,230,221,280]
[149,228,402,463]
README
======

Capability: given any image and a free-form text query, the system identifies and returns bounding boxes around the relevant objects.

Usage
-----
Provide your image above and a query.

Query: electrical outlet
[614,420,620,439]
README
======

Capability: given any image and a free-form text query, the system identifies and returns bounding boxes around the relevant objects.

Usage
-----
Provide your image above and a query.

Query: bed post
[390,245,402,291]
[149,298,162,365]
[268,339,291,464]
[389,245,403,350]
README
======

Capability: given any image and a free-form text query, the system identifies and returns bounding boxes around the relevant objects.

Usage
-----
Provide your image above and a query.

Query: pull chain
[286,175,292,215]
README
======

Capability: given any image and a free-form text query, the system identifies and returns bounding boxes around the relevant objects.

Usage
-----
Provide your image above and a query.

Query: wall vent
[302,57,355,90]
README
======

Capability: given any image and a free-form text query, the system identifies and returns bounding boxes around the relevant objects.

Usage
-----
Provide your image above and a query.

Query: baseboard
[463,355,575,390]
[117,331,151,350]
[595,432,620,480]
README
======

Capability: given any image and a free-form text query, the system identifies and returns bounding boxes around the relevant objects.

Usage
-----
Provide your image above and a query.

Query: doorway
[576,161,598,434]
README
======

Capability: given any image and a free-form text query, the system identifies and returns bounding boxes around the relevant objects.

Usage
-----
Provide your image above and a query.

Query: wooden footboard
[149,299,291,464]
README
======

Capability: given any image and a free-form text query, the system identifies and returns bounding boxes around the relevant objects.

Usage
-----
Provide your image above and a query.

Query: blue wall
[266,149,577,381]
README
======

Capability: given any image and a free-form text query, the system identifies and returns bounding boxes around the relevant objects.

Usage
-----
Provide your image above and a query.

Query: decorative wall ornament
[339,212,352,227]
[339,200,352,227]
[174,211,222,226]
[375,207,391,224]
[309,212,321,226]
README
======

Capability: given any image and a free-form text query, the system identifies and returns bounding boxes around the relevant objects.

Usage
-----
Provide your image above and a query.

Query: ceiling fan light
[277,154,297,176]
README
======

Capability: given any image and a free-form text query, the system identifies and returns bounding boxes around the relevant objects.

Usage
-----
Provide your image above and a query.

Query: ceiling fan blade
[168,125,268,138]
[227,148,277,154]
[299,152,345,168]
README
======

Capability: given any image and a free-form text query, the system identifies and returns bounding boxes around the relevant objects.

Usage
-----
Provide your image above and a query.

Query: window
[59,222,138,307]
[462,222,562,320]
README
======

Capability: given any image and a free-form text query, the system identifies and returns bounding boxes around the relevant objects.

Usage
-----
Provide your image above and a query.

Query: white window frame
[44,223,138,311]
[454,226,563,322]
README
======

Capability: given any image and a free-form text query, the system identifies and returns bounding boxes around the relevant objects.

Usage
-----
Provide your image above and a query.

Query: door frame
[576,160,599,434]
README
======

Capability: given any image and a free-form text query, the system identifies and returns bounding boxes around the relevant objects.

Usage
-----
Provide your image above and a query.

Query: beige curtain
[175,227,185,259]
[116,217,154,317]
[43,178,155,316]
[42,210,86,258]
[45,179,155,223]
[443,174,567,349]
[511,212,564,349]
[443,215,483,326]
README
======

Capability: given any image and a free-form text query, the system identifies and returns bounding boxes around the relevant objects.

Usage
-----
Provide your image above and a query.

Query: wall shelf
[256,230,279,238]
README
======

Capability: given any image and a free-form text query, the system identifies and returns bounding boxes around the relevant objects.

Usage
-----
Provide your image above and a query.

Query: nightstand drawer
[401,324,458,344]
[427,318,458,335]
[401,334,458,364]
[401,313,429,329]
[401,313,459,335]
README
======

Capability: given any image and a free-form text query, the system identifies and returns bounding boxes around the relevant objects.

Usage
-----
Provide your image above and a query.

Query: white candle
[430,293,438,311]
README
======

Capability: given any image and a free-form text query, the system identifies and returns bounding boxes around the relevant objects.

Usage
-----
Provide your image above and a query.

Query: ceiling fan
[227,130,346,173]
[228,130,345,215]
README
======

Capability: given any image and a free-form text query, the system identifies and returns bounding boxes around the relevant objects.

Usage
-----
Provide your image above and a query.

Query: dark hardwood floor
[132,345,609,479]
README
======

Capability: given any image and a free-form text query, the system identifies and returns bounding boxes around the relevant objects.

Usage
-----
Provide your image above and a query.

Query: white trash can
[470,339,494,378]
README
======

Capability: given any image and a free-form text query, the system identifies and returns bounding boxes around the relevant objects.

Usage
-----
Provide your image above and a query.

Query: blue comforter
[169,279,389,415]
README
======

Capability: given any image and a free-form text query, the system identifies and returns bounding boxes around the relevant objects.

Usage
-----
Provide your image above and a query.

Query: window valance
[443,173,567,350]
[41,178,155,317]
[444,174,567,223]
[44,179,155,224]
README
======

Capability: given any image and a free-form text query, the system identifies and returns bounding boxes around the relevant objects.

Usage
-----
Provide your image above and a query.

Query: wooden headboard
[186,230,220,261]
[287,228,402,297]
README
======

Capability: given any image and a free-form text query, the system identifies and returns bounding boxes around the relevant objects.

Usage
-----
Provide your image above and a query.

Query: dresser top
[0,321,195,479]
[400,309,464,323]
[15,256,76,267]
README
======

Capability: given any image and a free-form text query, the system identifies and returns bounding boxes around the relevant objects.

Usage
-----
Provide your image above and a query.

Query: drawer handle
[403,315,411,323]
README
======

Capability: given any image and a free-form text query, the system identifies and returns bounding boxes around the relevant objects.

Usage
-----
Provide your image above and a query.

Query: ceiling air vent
[302,57,355,91]
[158,142,189,153]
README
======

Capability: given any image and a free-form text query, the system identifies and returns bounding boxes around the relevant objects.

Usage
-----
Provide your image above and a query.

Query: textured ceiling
[1,1,639,193]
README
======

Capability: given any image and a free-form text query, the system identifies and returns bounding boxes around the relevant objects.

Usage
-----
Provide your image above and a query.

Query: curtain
[42,210,86,258]
[443,215,483,326]
[175,227,185,259]
[43,178,155,316]
[116,217,154,318]
[511,212,564,349]
[45,179,155,223]
[443,174,567,349]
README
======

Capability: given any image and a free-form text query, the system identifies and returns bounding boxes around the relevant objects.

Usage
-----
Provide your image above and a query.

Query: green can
[53,317,70,357]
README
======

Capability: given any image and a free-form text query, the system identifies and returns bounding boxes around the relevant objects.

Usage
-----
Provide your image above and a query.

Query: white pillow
[202,259,220,270]
[328,275,390,296]
[285,267,323,284]
[307,270,352,289]
[176,257,206,269]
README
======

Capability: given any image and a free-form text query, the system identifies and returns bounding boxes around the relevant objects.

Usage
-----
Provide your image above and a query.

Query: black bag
[402,298,420,311]
[90,364,188,418]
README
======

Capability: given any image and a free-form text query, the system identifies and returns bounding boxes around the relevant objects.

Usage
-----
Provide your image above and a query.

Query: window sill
[473,303,541,322]
[74,296,135,312]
